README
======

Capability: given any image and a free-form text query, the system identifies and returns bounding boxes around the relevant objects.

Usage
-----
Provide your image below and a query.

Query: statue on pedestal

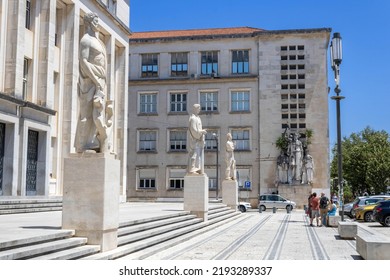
[303,154,315,184]
[75,12,113,154]
[288,132,303,182]
[225,133,236,180]
[187,104,207,174]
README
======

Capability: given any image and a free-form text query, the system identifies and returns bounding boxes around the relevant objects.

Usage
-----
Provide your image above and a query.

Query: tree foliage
[331,127,390,195]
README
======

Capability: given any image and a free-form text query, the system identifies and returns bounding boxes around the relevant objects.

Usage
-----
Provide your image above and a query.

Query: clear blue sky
[130,0,390,148]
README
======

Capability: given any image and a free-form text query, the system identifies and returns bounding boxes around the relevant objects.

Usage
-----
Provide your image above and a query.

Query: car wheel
[384,215,390,227]
[239,205,246,213]
[364,211,373,222]
[286,205,293,211]
[260,205,266,212]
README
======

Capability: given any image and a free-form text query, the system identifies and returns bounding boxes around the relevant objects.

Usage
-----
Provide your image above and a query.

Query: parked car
[238,202,251,212]
[258,194,296,212]
[373,200,390,226]
[339,202,354,218]
[350,196,390,217]
[354,198,390,222]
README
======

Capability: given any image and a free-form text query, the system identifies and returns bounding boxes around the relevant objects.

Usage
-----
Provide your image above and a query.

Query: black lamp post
[330,32,345,221]
[213,133,219,200]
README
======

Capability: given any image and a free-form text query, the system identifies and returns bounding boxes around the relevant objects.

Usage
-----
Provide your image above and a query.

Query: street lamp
[330,32,345,221]
[213,133,219,200]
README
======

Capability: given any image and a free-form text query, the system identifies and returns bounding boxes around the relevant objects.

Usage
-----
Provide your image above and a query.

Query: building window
[232,50,249,74]
[200,91,218,112]
[168,168,186,189]
[231,129,250,150]
[141,53,158,77]
[169,130,186,151]
[201,51,218,75]
[205,168,217,190]
[205,130,218,151]
[138,169,156,189]
[169,92,187,113]
[23,58,30,100]
[171,52,188,76]
[26,0,31,29]
[139,93,157,114]
[138,130,157,151]
[231,90,250,112]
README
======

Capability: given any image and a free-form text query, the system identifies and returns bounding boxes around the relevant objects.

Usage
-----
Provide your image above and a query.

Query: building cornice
[0,92,56,116]
[95,0,131,36]
[128,75,258,86]
[129,27,331,43]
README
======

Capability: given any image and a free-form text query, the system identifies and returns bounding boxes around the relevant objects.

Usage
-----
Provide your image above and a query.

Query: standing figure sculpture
[225,133,236,180]
[303,154,315,184]
[187,104,207,174]
[276,152,289,184]
[288,133,303,181]
[75,12,113,153]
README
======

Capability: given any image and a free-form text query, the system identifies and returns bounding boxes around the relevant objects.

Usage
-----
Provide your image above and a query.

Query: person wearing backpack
[319,192,329,226]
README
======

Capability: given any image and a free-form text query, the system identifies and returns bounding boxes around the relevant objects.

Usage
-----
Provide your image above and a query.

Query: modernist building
[128,27,331,207]
[0,0,130,200]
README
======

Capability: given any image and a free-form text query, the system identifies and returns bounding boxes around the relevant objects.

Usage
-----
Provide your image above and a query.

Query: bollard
[258,205,262,213]
[273,207,276,213]
[287,206,291,214]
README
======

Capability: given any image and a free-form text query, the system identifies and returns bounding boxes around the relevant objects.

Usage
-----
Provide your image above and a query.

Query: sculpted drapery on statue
[225,133,236,180]
[75,12,113,153]
[187,104,207,175]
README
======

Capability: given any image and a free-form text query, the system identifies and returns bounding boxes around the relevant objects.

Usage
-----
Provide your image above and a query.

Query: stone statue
[75,12,113,153]
[276,152,289,184]
[225,133,236,180]
[288,133,303,181]
[187,104,207,174]
[303,154,314,184]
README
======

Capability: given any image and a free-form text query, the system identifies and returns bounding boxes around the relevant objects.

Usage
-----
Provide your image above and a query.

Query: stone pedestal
[62,153,120,252]
[222,180,238,210]
[184,174,209,221]
[338,221,358,239]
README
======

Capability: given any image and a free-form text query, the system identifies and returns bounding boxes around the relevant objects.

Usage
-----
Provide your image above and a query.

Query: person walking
[319,192,329,226]
[309,192,320,227]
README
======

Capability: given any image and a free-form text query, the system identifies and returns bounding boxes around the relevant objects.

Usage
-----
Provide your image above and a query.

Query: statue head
[84,12,99,32]
[227,133,232,141]
[192,104,201,114]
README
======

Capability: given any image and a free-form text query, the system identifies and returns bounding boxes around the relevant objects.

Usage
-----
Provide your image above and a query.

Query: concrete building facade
[128,27,331,207]
[0,0,130,199]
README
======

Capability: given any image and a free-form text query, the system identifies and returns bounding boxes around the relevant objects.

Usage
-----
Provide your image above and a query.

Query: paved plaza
[0,202,389,260]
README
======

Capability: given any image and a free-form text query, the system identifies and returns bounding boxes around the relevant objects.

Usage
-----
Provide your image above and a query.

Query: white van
[258,194,296,212]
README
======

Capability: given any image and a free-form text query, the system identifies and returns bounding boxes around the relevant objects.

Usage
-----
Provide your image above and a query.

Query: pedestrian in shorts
[309,192,320,226]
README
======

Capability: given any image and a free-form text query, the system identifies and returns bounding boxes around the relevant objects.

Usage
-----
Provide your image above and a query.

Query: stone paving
[0,203,389,260]
[146,209,364,260]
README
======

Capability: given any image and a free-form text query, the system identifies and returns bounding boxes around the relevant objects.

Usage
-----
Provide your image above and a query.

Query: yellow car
[355,198,390,222]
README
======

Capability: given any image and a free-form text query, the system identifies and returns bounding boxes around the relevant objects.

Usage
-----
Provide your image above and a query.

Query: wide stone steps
[0,235,90,260]
[0,203,241,260]
[82,204,241,260]
[0,197,62,215]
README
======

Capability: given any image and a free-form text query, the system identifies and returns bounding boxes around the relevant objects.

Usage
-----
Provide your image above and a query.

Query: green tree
[331,127,390,195]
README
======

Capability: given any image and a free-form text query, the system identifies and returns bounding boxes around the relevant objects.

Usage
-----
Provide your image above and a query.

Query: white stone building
[0,0,130,199]
[128,27,331,207]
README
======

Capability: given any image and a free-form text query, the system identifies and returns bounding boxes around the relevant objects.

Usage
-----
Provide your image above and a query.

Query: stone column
[62,153,120,252]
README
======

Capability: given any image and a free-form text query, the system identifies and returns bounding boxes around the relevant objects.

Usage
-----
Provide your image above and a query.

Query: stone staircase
[0,197,62,215]
[0,203,243,260]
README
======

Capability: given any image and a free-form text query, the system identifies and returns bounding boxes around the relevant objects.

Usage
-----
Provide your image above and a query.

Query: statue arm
[189,117,206,140]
